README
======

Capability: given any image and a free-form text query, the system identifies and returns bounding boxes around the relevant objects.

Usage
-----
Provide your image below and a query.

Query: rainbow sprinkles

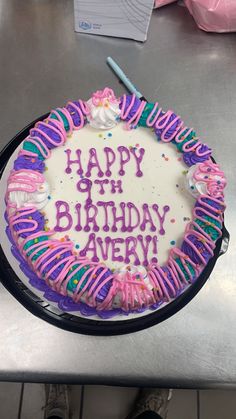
[5,88,226,318]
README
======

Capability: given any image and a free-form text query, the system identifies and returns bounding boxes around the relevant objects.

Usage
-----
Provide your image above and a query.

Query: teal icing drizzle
[172,130,197,152]
[66,263,92,292]
[175,258,195,283]
[195,216,222,241]
[137,103,158,127]
[23,140,46,160]
[23,235,49,261]
[51,110,70,132]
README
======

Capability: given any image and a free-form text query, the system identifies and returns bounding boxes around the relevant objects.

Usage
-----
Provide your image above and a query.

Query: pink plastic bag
[184,0,236,32]
[154,0,177,8]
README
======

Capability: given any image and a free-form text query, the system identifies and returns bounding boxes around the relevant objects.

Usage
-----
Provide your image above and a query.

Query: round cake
[3,88,226,319]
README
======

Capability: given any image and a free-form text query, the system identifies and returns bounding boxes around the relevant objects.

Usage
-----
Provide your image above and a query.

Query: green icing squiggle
[175,258,195,283]
[173,130,196,152]
[195,216,221,241]
[66,264,92,292]
[23,140,46,160]
[51,110,70,132]
[137,103,158,128]
[24,235,49,261]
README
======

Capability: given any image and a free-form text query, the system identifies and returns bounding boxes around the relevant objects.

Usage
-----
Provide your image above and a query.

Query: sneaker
[126,388,172,419]
[44,384,70,419]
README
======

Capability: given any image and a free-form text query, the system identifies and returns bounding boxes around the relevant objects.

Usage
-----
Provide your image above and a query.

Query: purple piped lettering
[85,148,104,178]
[151,236,158,264]
[64,149,83,175]
[79,233,99,262]
[84,204,99,232]
[127,202,140,233]
[137,235,152,266]
[117,146,130,176]
[110,238,124,262]
[54,200,72,232]
[130,147,145,177]
[152,235,158,255]
[75,203,82,231]
[104,147,116,177]
[97,236,111,261]
[77,178,92,207]
[97,201,114,232]
[111,202,126,232]
[94,179,109,195]
[124,236,140,265]
[140,204,156,232]
[152,204,170,235]
[110,179,123,194]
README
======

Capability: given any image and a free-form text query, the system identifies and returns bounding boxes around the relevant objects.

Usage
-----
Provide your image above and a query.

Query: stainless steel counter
[0,0,236,388]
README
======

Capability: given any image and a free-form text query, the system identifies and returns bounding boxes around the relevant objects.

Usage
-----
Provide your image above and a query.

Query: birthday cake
[4,88,226,319]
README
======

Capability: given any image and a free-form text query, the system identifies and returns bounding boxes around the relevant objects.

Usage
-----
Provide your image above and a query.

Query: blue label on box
[79,20,92,30]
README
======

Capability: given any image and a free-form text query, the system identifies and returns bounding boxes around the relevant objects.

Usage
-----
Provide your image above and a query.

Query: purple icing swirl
[66,102,86,128]
[181,235,212,265]
[154,112,181,140]
[183,144,211,167]
[40,250,73,281]
[14,155,45,173]
[119,95,142,122]
[90,267,113,303]
[30,123,62,150]
[161,266,179,297]
[195,197,224,215]
[12,210,45,239]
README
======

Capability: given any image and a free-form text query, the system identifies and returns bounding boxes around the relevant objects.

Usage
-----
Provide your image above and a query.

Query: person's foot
[126,388,172,419]
[44,384,70,419]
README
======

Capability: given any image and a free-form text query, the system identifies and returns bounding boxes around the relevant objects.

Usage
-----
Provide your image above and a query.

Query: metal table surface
[0,0,235,388]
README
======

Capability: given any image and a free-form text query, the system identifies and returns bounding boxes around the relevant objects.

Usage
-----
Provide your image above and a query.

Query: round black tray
[0,115,230,336]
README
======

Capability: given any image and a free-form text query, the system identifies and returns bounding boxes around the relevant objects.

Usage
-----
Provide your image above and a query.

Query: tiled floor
[1,382,236,418]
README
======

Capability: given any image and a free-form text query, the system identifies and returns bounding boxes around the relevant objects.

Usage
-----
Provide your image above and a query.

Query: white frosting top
[86,88,121,130]
[186,164,206,198]
[44,123,194,269]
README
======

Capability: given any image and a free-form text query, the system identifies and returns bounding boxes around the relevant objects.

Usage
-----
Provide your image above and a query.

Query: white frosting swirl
[7,170,50,210]
[186,164,207,198]
[86,88,121,130]
[185,161,226,198]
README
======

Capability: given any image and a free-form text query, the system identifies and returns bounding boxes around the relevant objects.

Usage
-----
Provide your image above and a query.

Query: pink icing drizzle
[92,87,118,106]
[7,169,45,194]
[66,100,90,130]
[120,94,211,158]
[192,160,226,198]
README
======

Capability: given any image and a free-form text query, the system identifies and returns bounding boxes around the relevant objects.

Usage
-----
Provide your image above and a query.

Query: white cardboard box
[74,0,154,42]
